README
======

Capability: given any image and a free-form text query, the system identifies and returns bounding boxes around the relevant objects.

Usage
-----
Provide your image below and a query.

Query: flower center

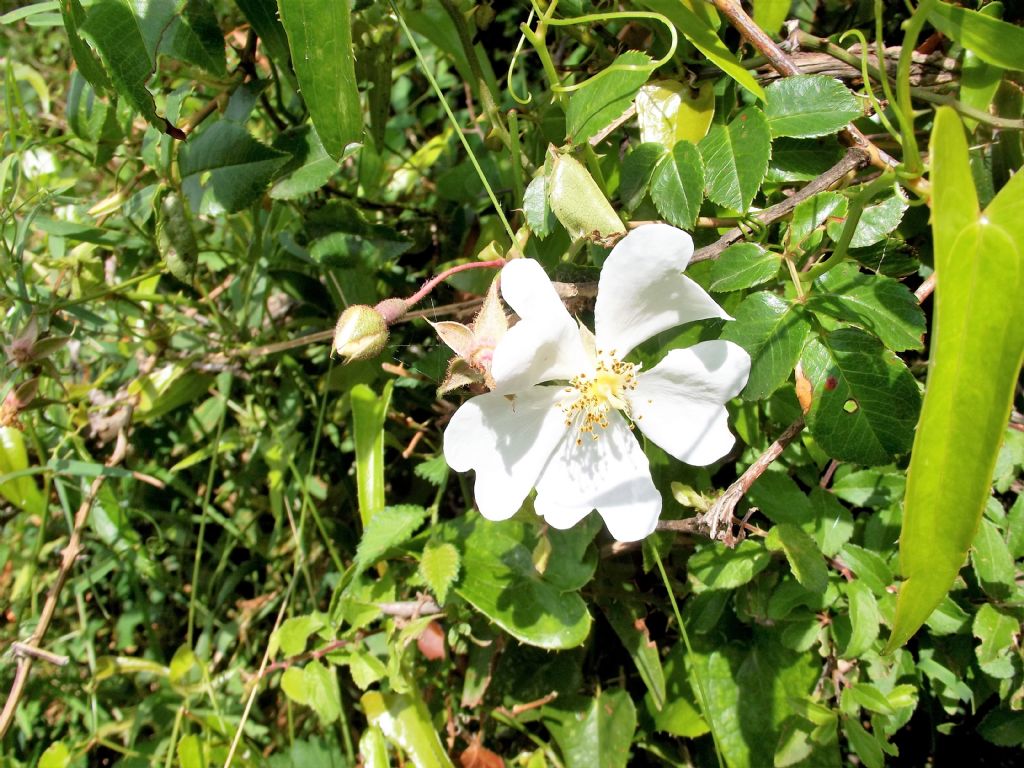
[561,350,638,445]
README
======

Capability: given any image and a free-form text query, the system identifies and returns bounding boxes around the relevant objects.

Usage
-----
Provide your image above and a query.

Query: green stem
[802,173,896,285]
[894,0,937,176]
[508,110,525,207]
[651,546,725,768]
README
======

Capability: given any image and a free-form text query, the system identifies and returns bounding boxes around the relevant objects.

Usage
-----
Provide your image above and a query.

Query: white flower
[443,224,751,541]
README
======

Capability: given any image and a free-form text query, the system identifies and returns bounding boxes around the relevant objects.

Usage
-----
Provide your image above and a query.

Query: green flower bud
[333,305,389,363]
[546,149,626,245]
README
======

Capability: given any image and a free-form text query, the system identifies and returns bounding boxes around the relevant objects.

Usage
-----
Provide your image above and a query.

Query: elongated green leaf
[887,108,1024,651]
[928,1,1024,72]
[699,107,771,212]
[278,0,362,159]
[59,0,113,94]
[649,139,704,229]
[721,291,813,401]
[600,600,667,710]
[351,381,394,527]
[362,691,455,768]
[566,50,652,145]
[766,523,828,594]
[800,330,920,466]
[637,0,765,101]
[765,75,861,138]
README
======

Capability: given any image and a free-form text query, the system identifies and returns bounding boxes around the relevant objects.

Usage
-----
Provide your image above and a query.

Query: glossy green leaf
[800,329,921,466]
[824,190,908,249]
[362,690,455,768]
[355,504,428,572]
[788,192,845,252]
[971,518,1016,600]
[699,107,771,212]
[443,515,591,650]
[928,1,1024,72]
[566,51,652,145]
[179,121,288,213]
[841,581,880,658]
[959,3,1004,132]
[419,541,460,605]
[765,75,861,138]
[887,109,1024,651]
[650,139,704,229]
[721,291,813,401]
[543,690,637,768]
[688,539,772,590]
[808,263,926,352]
[278,0,362,160]
[766,523,828,594]
[600,600,667,710]
[351,381,394,527]
[637,0,765,101]
[710,243,779,292]
[0,426,47,517]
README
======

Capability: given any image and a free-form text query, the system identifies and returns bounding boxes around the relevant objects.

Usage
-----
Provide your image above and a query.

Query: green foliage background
[1,1,1022,766]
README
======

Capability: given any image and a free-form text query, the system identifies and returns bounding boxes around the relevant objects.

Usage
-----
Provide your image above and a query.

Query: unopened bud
[333,305,389,363]
[547,148,626,246]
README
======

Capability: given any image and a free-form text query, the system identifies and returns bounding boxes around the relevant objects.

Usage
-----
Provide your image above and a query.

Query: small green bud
[546,148,626,245]
[333,305,389,363]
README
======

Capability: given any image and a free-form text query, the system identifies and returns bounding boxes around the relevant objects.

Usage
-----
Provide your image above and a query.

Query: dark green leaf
[788,191,845,252]
[235,0,293,74]
[721,291,813,401]
[800,329,921,466]
[271,125,342,200]
[543,690,637,768]
[699,107,771,212]
[838,544,893,597]
[710,243,780,292]
[279,0,362,159]
[650,140,704,229]
[179,121,288,213]
[843,718,884,768]
[765,75,861,138]
[830,469,905,508]
[60,0,113,94]
[162,0,225,75]
[767,137,844,183]
[600,600,666,710]
[978,709,1024,747]
[566,51,652,145]
[619,142,666,212]
[825,189,908,248]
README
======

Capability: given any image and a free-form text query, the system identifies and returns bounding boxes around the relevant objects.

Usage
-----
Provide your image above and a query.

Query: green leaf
[635,80,715,147]
[807,263,926,352]
[636,0,765,101]
[973,604,1018,679]
[799,329,921,466]
[971,518,1016,600]
[235,0,293,76]
[928,1,1024,72]
[978,709,1024,747]
[619,142,666,212]
[688,539,772,590]
[721,291,813,401]
[838,544,893,597]
[524,174,557,239]
[766,523,828,594]
[788,191,845,252]
[419,541,460,605]
[959,3,1005,133]
[274,614,326,658]
[354,504,429,572]
[543,690,637,768]
[177,734,205,768]
[271,125,342,200]
[162,0,225,75]
[600,600,667,710]
[351,381,394,527]
[765,75,861,138]
[650,140,704,229]
[754,0,791,36]
[831,470,905,508]
[362,690,455,768]
[841,581,880,658]
[59,0,113,95]
[443,515,591,650]
[767,137,844,183]
[566,50,652,145]
[278,0,362,160]
[824,189,908,249]
[888,109,1024,651]
[280,666,308,705]
[304,660,342,724]
[710,243,780,292]
[843,719,884,768]
[38,742,70,768]
[844,683,894,716]
[699,107,771,212]
[179,121,288,213]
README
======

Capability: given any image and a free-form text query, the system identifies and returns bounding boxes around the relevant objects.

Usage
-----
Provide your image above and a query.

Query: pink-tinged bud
[333,305,389,363]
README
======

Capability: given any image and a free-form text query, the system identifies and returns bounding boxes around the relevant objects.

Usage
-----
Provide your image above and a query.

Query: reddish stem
[404,259,506,309]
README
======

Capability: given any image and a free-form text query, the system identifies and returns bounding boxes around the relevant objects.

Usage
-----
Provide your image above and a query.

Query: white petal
[534,412,661,541]
[594,224,730,356]
[443,387,567,521]
[492,259,589,391]
[630,341,751,465]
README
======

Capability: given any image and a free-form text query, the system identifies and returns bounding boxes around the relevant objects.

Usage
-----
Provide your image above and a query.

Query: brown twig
[494,691,558,719]
[0,419,132,739]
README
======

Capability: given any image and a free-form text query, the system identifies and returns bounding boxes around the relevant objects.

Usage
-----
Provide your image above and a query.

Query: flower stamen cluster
[561,351,638,445]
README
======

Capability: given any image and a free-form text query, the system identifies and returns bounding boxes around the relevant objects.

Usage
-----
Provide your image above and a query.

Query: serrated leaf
[800,330,920,465]
[721,291,813,401]
[710,243,779,292]
[619,142,666,212]
[808,263,926,352]
[888,109,1024,651]
[278,0,362,160]
[60,0,113,94]
[650,140,704,229]
[162,0,225,75]
[766,523,828,594]
[354,505,429,572]
[413,454,449,487]
[179,121,288,213]
[543,690,637,768]
[765,75,861,138]
[688,539,772,590]
[700,107,771,212]
[825,189,908,248]
[788,191,845,252]
[928,1,1024,72]
[566,51,652,145]
[419,541,460,605]
[304,660,342,724]
[524,174,556,239]
[275,614,326,658]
